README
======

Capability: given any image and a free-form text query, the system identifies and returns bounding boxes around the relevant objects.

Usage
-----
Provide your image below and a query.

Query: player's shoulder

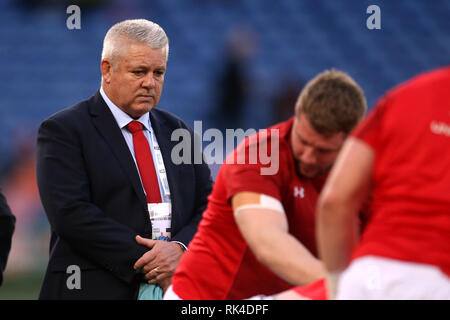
[221,119,293,178]
[241,118,293,155]
[386,67,450,103]
[404,67,450,91]
[370,67,450,123]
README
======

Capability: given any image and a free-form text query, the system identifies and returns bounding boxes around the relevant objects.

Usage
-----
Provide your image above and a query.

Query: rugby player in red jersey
[317,67,450,299]
[164,69,367,300]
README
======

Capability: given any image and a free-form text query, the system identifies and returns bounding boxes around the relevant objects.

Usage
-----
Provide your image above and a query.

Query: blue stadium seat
[0,0,449,162]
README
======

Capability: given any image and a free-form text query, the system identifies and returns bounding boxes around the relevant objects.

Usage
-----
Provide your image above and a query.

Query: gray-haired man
[37,19,212,299]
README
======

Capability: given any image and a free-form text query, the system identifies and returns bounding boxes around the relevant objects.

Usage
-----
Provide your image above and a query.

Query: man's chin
[129,103,155,118]
[300,171,319,179]
[298,166,321,179]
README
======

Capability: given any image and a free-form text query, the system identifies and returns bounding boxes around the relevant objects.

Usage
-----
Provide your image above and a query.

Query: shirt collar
[100,87,151,132]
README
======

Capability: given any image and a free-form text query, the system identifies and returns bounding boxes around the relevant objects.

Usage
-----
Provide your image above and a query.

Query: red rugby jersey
[172,118,328,299]
[351,67,450,276]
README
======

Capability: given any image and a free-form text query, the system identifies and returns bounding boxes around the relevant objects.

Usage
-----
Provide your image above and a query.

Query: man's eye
[299,139,309,146]
[155,70,164,76]
[133,71,144,75]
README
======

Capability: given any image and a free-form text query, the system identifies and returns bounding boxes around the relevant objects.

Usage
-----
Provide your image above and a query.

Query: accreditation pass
[148,202,171,240]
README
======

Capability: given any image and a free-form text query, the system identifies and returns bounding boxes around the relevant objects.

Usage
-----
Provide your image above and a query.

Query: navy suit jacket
[37,91,212,299]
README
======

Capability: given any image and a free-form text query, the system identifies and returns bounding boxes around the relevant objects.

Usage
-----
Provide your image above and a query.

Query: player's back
[351,67,450,276]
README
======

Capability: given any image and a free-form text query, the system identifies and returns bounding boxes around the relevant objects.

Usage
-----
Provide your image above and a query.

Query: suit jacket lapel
[88,91,147,205]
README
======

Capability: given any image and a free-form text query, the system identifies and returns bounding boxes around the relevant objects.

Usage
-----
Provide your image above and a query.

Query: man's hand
[134,236,184,285]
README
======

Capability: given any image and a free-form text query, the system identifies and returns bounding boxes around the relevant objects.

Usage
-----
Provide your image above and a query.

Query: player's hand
[134,235,184,284]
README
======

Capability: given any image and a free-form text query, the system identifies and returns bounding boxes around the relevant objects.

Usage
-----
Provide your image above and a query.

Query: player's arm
[316,137,374,298]
[232,192,326,286]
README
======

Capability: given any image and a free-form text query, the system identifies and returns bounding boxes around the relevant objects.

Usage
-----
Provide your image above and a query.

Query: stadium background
[0,0,449,299]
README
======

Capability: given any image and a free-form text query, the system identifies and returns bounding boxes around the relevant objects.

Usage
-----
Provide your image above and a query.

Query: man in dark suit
[36,19,212,299]
[0,189,15,286]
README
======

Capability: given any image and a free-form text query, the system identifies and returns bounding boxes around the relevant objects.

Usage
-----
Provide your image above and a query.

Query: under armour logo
[294,186,305,199]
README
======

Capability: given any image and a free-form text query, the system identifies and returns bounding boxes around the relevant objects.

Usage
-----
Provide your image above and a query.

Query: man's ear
[101,59,113,84]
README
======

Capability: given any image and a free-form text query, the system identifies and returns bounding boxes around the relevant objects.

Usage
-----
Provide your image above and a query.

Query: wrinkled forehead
[118,42,168,67]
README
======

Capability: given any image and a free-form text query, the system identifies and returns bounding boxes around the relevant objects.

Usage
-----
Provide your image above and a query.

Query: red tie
[127,120,162,203]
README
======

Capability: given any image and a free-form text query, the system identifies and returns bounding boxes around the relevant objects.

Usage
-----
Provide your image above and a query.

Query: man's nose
[142,73,156,88]
[300,146,317,164]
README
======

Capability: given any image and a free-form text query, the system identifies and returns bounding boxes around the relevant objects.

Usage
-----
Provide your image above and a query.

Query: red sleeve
[351,96,389,151]
[223,163,283,202]
[222,134,287,203]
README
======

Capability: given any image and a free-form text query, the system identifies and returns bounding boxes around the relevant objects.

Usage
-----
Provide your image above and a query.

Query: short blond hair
[295,69,367,136]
